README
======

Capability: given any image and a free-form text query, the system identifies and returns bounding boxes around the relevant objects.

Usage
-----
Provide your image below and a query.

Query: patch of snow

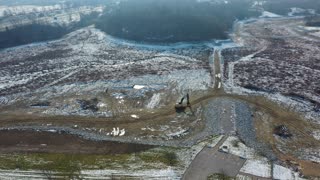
[0,168,179,179]
[133,85,145,90]
[119,129,125,136]
[131,114,139,119]
[219,136,255,159]
[0,5,62,18]
[0,170,47,179]
[167,127,189,138]
[111,127,120,136]
[97,102,107,108]
[47,129,57,133]
[252,1,266,7]
[215,73,221,78]
[147,93,162,109]
[207,135,223,148]
[301,26,320,31]
[260,11,281,18]
[312,130,320,141]
[240,157,271,178]
[273,164,294,180]
[0,6,104,32]
[81,168,179,179]
[289,8,316,16]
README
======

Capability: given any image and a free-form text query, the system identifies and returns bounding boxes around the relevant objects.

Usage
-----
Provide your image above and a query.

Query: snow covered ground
[240,157,271,178]
[219,136,255,159]
[0,168,180,180]
[219,136,306,179]
[0,5,62,17]
[260,11,282,18]
[0,21,244,119]
[273,164,304,180]
[0,26,215,116]
[0,5,104,32]
[288,7,316,16]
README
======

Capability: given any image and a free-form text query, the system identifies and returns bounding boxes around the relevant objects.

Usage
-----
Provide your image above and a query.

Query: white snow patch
[131,114,139,119]
[167,127,189,138]
[240,157,271,178]
[215,73,221,78]
[273,164,294,180]
[260,11,281,18]
[219,136,255,159]
[0,5,62,17]
[97,102,107,108]
[133,85,145,90]
[47,129,57,133]
[289,7,316,16]
[81,168,179,179]
[0,6,104,32]
[301,26,320,31]
[312,130,320,141]
[119,129,125,136]
[218,82,221,89]
[147,93,162,109]
[207,135,223,148]
[0,168,179,179]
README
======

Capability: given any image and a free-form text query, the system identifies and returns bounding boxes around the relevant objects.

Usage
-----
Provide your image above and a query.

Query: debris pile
[274,125,292,138]
[77,98,99,112]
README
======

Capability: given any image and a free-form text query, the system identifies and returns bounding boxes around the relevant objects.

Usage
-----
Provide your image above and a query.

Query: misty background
[0,0,320,49]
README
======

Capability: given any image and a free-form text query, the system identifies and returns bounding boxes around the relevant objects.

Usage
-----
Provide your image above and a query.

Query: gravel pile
[203,99,223,135]
[234,101,277,161]
[201,97,278,161]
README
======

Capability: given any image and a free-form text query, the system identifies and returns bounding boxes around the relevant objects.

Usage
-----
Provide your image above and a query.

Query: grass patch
[207,173,234,180]
[0,147,181,177]
[0,153,132,177]
[138,150,179,166]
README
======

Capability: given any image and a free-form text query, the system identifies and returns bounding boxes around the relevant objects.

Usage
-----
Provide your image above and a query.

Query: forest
[0,12,99,49]
[96,0,258,43]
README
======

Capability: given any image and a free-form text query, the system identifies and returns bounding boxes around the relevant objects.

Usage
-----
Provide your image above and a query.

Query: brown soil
[0,130,154,154]
[253,101,320,177]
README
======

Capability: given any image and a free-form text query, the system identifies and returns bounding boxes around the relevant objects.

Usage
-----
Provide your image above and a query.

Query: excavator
[175,93,192,113]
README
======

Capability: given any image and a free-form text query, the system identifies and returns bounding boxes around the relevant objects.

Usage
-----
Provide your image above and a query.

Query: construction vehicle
[175,93,191,113]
